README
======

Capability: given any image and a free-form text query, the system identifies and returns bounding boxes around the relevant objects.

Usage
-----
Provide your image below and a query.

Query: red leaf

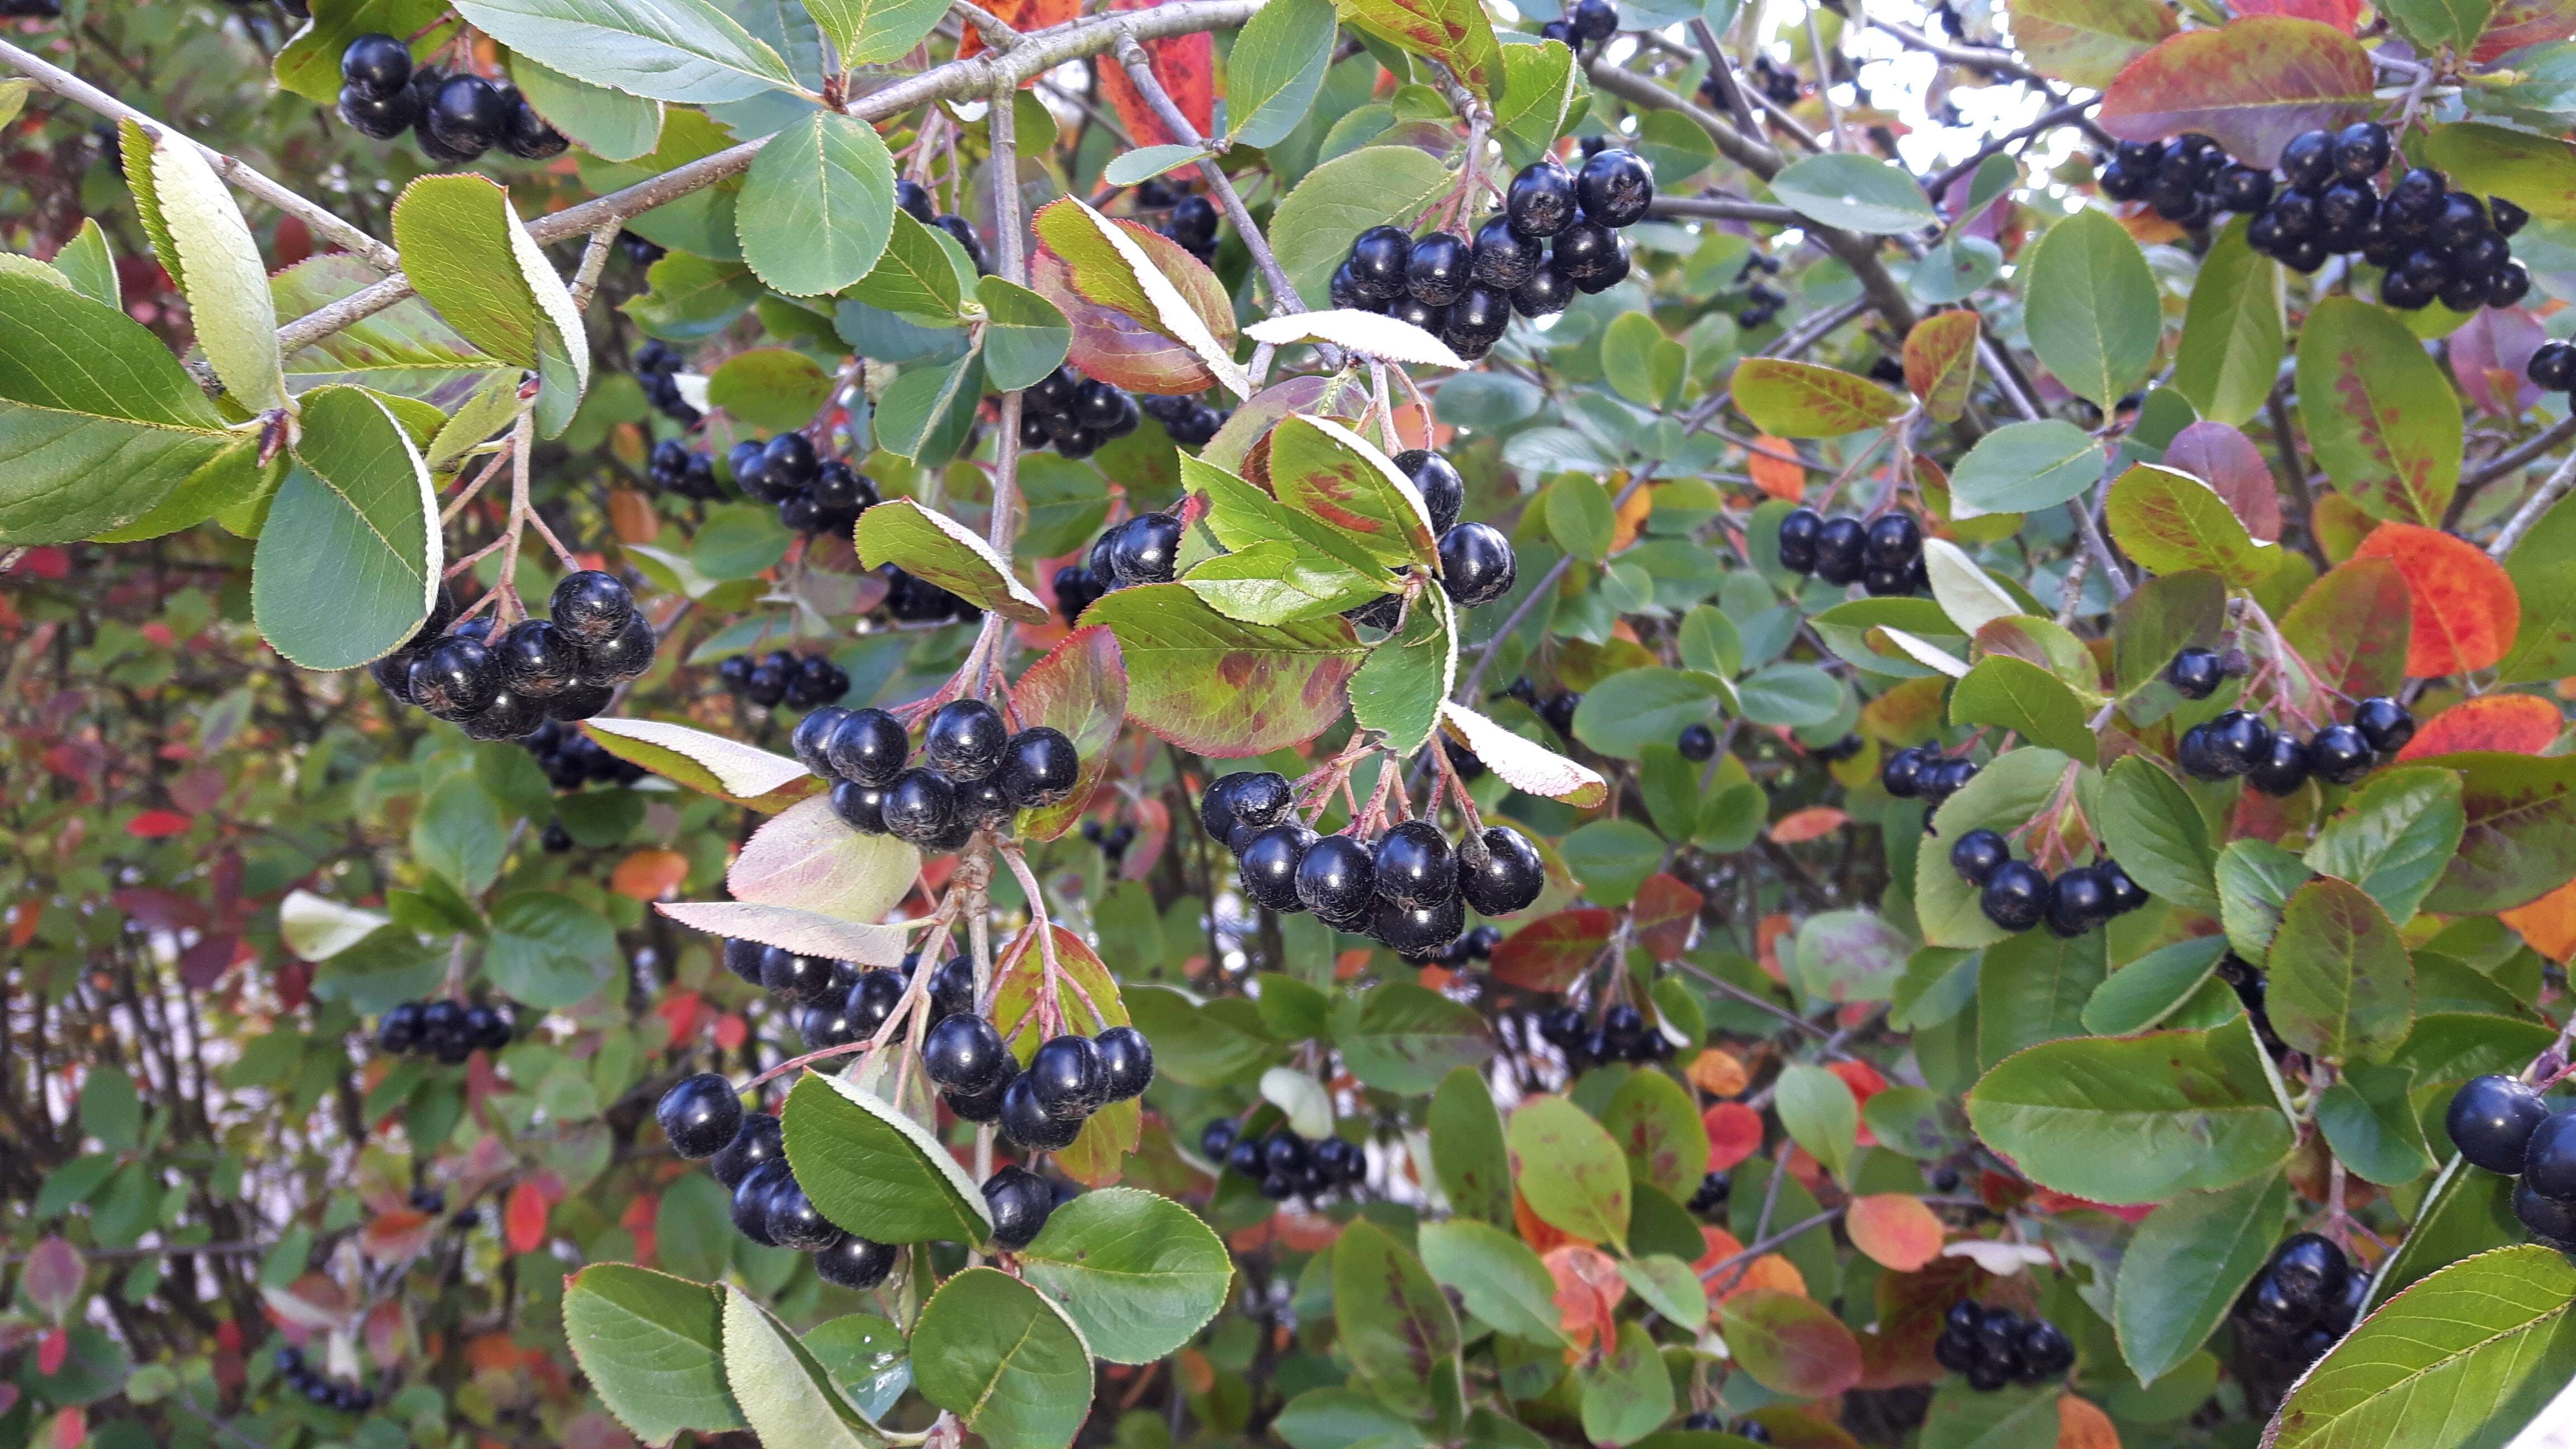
[2351,523,2521,677]
[1716,1287,1866,1398]
[2281,556,2414,703]
[2475,0,2576,59]
[2451,307,2547,418]
[958,0,1078,59]
[1704,1101,1765,1171]
[1542,1244,1626,1351]
[2234,0,2361,29]
[23,1238,83,1323]
[504,1181,548,1254]
[1846,1194,1946,1271]
[126,808,192,839]
[1631,874,1702,962]
[2397,694,2564,760]
[1094,0,1215,146]
[35,1329,67,1378]
[2099,17,2375,168]
[2164,421,2280,542]
[1489,907,1614,992]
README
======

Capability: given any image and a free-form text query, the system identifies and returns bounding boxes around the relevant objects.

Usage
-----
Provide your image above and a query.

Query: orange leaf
[1514,1190,1578,1254]
[504,1181,547,1254]
[2351,523,2521,676]
[2395,693,2563,760]
[961,0,1078,59]
[1846,1194,1947,1271]
[611,848,690,901]
[1694,1224,1745,1273]
[2503,877,2576,963]
[607,487,660,544]
[1543,1244,1626,1351]
[1770,806,1849,844]
[1092,0,1215,145]
[1749,435,1807,500]
[1704,1101,1765,1171]
[1611,482,1654,553]
[2058,1394,2122,1449]
[1687,1048,1750,1097]
[1723,1252,1807,1303]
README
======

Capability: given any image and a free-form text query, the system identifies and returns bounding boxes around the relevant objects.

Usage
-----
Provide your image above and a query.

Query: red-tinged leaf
[2012,0,2176,87]
[1490,907,1614,992]
[36,1330,67,1379]
[126,808,191,839]
[1542,1244,1626,1351]
[2295,296,2463,527]
[1086,583,1365,755]
[1717,1287,1867,1398]
[2475,0,2576,59]
[958,0,1078,59]
[1902,310,1983,423]
[2280,557,2413,704]
[1030,200,1238,380]
[2098,17,2375,168]
[1094,0,1214,145]
[2427,751,2576,913]
[1772,806,1850,843]
[610,848,689,902]
[1338,0,1506,102]
[1632,873,1702,962]
[1858,1254,1983,1389]
[2236,0,2361,26]
[1011,625,1128,840]
[2397,694,2564,761]
[361,1209,439,1262]
[505,1181,548,1253]
[2450,306,2546,417]
[1846,1194,1945,1271]
[1733,358,1907,438]
[1705,1101,1766,1170]
[2351,523,2521,677]
[2163,420,2280,542]
[23,1238,82,1322]
[1034,244,1220,395]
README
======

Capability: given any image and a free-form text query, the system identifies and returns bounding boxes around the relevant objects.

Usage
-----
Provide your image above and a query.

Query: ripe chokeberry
[1000,1075,1083,1149]
[2166,647,2224,699]
[1375,821,1457,907]
[1438,523,1517,607]
[881,768,959,846]
[1575,147,1654,226]
[1470,217,1542,289]
[1461,825,1546,915]
[2307,723,2376,785]
[1094,1025,1156,1100]
[2447,1074,2549,1175]
[2522,1110,2576,1199]
[984,1164,1055,1249]
[998,726,1080,808]
[1347,226,1413,297]
[815,1233,897,1289]
[1297,834,1377,921]
[1980,860,2049,932]
[1677,722,1717,761]
[1405,233,1471,307]
[924,1014,1012,1094]
[552,571,635,645]
[712,1114,784,1191]
[2247,735,2312,797]
[826,708,910,787]
[1949,828,2010,886]
[658,1073,742,1159]
[1394,449,1466,534]
[1240,823,1317,912]
[2354,697,2414,753]
[1506,160,1580,238]
[1027,1034,1107,1119]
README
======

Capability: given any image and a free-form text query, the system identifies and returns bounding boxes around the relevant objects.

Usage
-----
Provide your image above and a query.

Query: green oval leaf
[781,1068,995,1246]
[741,111,897,297]
[255,386,438,670]
[1018,1187,1232,1365]
[912,1267,1093,1449]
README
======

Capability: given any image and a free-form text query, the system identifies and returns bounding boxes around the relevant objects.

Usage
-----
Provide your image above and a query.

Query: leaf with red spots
[1010,624,1128,841]
[1330,1218,1462,1417]
[2397,695,2563,761]
[2279,556,2413,704]
[1087,583,1367,755]
[1631,873,1703,962]
[2294,296,2461,527]
[1095,0,1215,145]
[2350,523,2520,677]
[2099,17,2375,168]
[2419,751,2576,914]
[1338,0,1505,102]
[2474,0,2576,59]
[1602,1067,1711,1199]
[1902,310,1982,423]
[1717,1288,1866,1398]
[1734,358,1907,439]
[1488,907,1613,992]
[1266,414,1438,570]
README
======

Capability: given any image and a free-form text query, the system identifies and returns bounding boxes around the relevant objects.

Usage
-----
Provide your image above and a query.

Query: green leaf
[2307,766,2466,926]
[977,278,1072,393]
[1180,542,1384,626]
[781,1069,994,1246]
[1915,1381,2062,1449]
[912,1268,1093,1449]
[2082,935,2231,1035]
[2295,294,2460,527]
[2010,0,2174,87]
[1602,311,1686,411]
[1417,1219,1566,1345]
[561,1265,744,1443]
[1558,818,1666,907]
[626,253,762,340]
[1977,926,2106,1068]
[2113,1169,2288,1386]
[1334,979,1493,1095]
[1545,474,1616,560]
[719,1287,882,1449]
[1124,986,1277,1086]
[1492,39,1580,167]
[138,123,288,415]
[2023,208,2158,410]
[1229,0,1338,149]
[1735,663,1842,728]
[1965,1017,2295,1205]
[274,0,458,103]
[2095,755,2223,919]
[2498,496,2576,684]
[2424,121,2576,220]
[1507,1096,1630,1247]
[2172,216,2284,427]
[583,717,816,811]
[1769,152,1943,234]
[855,498,1048,623]
[2104,462,2281,586]
[1018,1187,1231,1365]
[1572,667,1728,760]
[1031,198,1247,397]
[1602,1067,1710,1199]
[449,0,799,103]
[510,54,663,161]
[1579,1322,1676,1447]
[248,384,438,670]
[1429,1065,1514,1225]
[1270,414,1439,570]
[2268,1246,2576,1448]
[391,174,588,434]
[1774,1062,1858,1183]
[740,111,896,297]
[1332,1219,1463,1418]
[2266,876,2413,1066]
[1915,747,2075,948]
[411,774,505,898]
[2366,1158,2521,1311]
[2317,1062,2432,1186]
[1102,144,1212,187]
[1949,655,2093,758]
[0,264,254,545]
[1089,583,1367,755]
[486,893,618,1007]
[875,349,984,466]
[2217,837,2314,965]
[1617,1254,1708,1330]
[1273,1389,1427,1449]
[49,218,117,309]
[1948,419,2105,519]
[846,212,967,324]
[2110,569,2227,712]
[2424,751,2576,915]
[1271,145,1456,323]
[1731,358,1906,438]
[706,348,832,432]
[806,0,951,65]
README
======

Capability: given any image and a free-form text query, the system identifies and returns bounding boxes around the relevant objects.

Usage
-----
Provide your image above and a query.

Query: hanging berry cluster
[1932,1300,2077,1392]
[1199,1118,1367,1201]
[721,648,851,711]
[1878,746,1981,806]
[335,34,564,164]
[2175,693,2414,792]
[373,998,515,1063]
[633,340,702,427]
[1137,391,1231,448]
[524,719,648,791]
[730,432,879,538]
[1018,366,1141,460]
[1952,831,2149,937]
[374,573,653,740]
[1777,507,1926,596]
[2445,1073,2576,1252]
[797,699,1081,851]
[272,1347,375,1415]
[1534,1001,1674,1069]
[2231,1233,2368,1379]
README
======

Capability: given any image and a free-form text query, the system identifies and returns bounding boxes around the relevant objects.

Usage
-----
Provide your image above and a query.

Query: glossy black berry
[790,707,847,779]
[342,32,413,96]
[1460,825,1545,915]
[2517,1180,2576,1246]
[1348,225,1413,299]
[1238,822,1315,912]
[2269,1233,2350,1313]
[1980,860,2049,932]
[881,768,958,846]
[1470,216,1543,292]
[2279,129,2335,189]
[1296,833,1377,922]
[757,947,837,1007]
[1394,449,1465,534]
[2353,697,2414,753]
[2307,723,2376,786]
[1949,829,2011,886]
[2045,866,2111,937]
[2166,647,2225,699]
[1109,513,1183,586]
[2213,164,2274,213]
[2527,1111,2576,1199]
[657,1073,742,1159]
[2489,263,2533,308]
[1027,1034,1106,1120]
[1576,148,1654,227]
[712,1113,784,1191]
[1095,1025,1155,1101]
[819,708,907,788]
[814,1233,896,1289]
[2333,121,2392,180]
[992,726,1078,809]
[924,699,1008,780]
[1777,507,1823,574]
[1813,515,1867,587]
[922,1013,1012,1095]
[1404,232,1471,306]
[2019,1320,2075,1377]
[2247,735,2312,797]
[2448,1074,2549,1175]
[1507,159,1580,238]
[1375,821,1457,908]
[1677,722,1717,761]
[1376,894,1465,959]
[1438,523,1517,607]
[550,571,634,645]
[426,74,510,155]
[983,1164,1055,1249]
[829,781,887,835]
[2207,711,2272,775]
[765,1172,841,1251]
[1688,1171,1731,1216]
[1863,512,1922,569]
[408,636,501,721]
[1512,263,1574,319]
[1202,771,1292,841]
[1313,1135,1365,1184]
[1000,1074,1085,1150]
[1570,0,1618,41]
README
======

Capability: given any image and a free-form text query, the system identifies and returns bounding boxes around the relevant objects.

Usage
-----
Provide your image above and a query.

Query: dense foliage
[12,0,2576,1445]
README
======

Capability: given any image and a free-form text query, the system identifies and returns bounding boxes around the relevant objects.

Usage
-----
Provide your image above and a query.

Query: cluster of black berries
[878,565,982,623]
[1952,832,2148,936]
[1055,512,1182,622]
[1205,771,1547,959]
[1135,186,1223,266]
[633,340,701,427]
[1081,818,1137,868]
[1427,924,1503,968]
[1933,1300,2076,1391]
[1534,1002,1671,1068]
[373,574,652,740]
[1777,507,1926,595]
[0,0,61,16]
[1019,366,1140,460]
[719,648,850,711]
[1880,746,1979,804]
[1688,1170,1730,1216]
[375,999,515,1063]
[336,35,564,164]
[1502,676,1582,742]
[2445,1073,2576,1252]
[2175,685,2414,794]
[273,1347,373,1414]
[799,698,1081,851]
[1679,1413,1769,1442]
[933,1011,1154,1157]
[524,719,647,791]
[2233,1233,2366,1372]
[729,432,879,538]
[1750,54,1803,106]
[646,438,722,500]
[1329,150,1655,362]
[897,179,991,275]
[1336,451,1513,621]
[1200,1119,1366,1201]
[656,1074,909,1276]
[1534,0,1617,51]
[1138,391,1231,448]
